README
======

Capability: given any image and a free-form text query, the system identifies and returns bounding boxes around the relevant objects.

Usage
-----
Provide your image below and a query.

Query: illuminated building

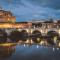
[0,10,16,22]
[0,9,32,28]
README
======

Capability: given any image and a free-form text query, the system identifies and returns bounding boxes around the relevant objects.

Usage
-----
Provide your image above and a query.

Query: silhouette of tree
[9,30,21,42]
[0,29,7,43]
[9,30,28,42]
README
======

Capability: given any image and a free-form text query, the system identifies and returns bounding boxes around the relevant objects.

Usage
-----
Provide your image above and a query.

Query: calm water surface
[0,44,60,60]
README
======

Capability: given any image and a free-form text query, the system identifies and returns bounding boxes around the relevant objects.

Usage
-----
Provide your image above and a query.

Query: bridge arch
[46,30,59,45]
[32,30,42,43]
[20,30,28,37]
[32,30,42,37]
[32,37,41,43]
[47,30,59,37]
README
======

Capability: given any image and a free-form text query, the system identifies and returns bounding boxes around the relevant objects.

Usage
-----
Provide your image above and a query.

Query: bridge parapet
[14,28,60,36]
[1,27,60,36]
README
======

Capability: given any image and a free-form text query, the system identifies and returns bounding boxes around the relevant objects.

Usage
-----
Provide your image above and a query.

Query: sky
[0,0,60,22]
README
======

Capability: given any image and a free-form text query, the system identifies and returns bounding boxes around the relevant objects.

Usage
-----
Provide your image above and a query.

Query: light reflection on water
[0,44,60,60]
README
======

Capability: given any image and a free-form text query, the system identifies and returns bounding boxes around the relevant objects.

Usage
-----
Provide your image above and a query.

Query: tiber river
[0,41,60,60]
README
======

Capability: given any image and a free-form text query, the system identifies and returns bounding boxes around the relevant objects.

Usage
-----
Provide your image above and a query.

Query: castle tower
[0,9,16,23]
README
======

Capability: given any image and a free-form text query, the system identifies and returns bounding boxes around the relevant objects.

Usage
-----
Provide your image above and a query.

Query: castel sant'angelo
[0,9,32,28]
[0,9,60,29]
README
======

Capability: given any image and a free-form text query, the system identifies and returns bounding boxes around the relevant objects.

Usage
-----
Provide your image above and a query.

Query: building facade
[0,10,16,22]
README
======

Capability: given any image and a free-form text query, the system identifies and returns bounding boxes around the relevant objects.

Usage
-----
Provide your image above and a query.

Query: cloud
[0,0,60,21]
[27,0,60,10]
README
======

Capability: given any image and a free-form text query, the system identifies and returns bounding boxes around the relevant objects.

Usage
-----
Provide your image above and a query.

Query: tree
[9,30,21,42]
[0,29,7,43]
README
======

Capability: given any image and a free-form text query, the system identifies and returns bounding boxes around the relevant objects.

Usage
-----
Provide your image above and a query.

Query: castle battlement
[0,9,16,22]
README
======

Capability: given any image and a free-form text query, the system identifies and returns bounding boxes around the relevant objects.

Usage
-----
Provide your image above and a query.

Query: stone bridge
[0,27,60,46]
[3,27,60,36]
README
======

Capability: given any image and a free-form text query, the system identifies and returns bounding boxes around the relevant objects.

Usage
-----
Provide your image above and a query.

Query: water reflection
[0,36,60,60]
[16,37,60,48]
[0,45,16,60]
[1,35,60,48]
[0,44,60,60]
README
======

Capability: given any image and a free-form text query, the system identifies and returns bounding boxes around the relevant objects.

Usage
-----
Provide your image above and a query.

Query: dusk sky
[0,0,60,22]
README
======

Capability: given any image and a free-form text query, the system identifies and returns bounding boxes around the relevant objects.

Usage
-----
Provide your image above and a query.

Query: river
[0,43,60,60]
